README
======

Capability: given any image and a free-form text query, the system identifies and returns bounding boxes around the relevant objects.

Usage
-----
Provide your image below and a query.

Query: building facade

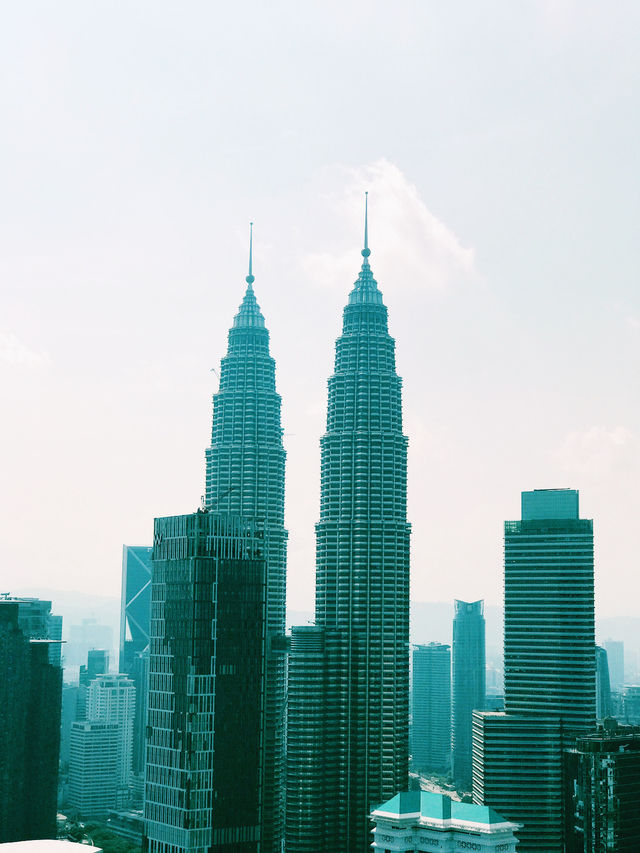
[604,640,624,691]
[595,645,611,721]
[143,512,266,853]
[287,206,411,853]
[452,599,486,790]
[412,643,451,774]
[569,721,640,852]
[204,243,287,852]
[69,720,119,819]
[88,674,136,806]
[0,600,62,842]
[371,790,520,852]
[473,489,595,853]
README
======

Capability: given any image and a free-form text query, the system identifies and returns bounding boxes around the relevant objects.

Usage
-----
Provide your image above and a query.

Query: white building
[69,720,119,819]
[370,790,520,852]
[87,674,135,806]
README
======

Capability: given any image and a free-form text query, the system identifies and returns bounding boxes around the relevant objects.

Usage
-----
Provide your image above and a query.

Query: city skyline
[1,3,639,620]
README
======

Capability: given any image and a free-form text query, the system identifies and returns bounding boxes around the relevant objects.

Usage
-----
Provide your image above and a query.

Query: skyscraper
[143,512,267,852]
[411,643,451,774]
[452,599,486,790]
[88,674,136,806]
[0,600,62,841]
[204,227,287,852]
[287,199,411,853]
[144,235,284,852]
[473,489,595,853]
[604,639,624,690]
[595,645,612,720]
[69,720,119,820]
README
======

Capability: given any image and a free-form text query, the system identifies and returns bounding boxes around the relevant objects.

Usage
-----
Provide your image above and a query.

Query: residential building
[370,790,520,852]
[473,489,595,853]
[69,720,119,819]
[569,720,640,852]
[143,511,266,853]
[88,674,135,806]
[452,599,486,790]
[0,600,62,842]
[412,643,451,774]
[287,199,411,852]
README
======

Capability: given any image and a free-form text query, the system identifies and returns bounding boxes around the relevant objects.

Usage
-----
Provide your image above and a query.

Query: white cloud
[301,159,475,296]
[0,333,50,367]
[556,426,638,478]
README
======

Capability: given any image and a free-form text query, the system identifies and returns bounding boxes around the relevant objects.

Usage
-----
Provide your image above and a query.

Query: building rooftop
[372,791,517,830]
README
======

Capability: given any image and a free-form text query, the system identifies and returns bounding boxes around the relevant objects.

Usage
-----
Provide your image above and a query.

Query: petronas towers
[144,206,409,853]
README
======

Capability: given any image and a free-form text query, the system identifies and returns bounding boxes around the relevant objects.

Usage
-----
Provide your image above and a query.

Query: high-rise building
[69,720,119,819]
[287,200,411,853]
[143,512,267,853]
[452,599,486,790]
[411,643,451,774]
[77,648,110,720]
[0,600,62,841]
[9,596,63,666]
[568,720,640,852]
[119,544,152,776]
[604,639,625,690]
[595,645,611,721]
[204,229,287,852]
[473,489,595,853]
[88,674,136,806]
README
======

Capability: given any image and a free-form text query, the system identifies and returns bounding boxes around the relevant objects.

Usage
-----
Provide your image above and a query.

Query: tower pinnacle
[246,221,255,286]
[362,192,370,258]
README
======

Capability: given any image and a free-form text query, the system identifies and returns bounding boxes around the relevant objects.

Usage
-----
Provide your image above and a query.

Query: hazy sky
[1,2,638,618]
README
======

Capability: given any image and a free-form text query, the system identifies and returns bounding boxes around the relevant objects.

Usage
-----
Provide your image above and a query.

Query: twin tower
[144,204,410,853]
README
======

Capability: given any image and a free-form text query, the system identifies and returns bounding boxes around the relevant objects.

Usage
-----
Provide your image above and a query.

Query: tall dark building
[452,599,486,790]
[287,200,411,853]
[143,512,266,852]
[144,236,284,852]
[411,643,451,774]
[595,645,612,721]
[569,720,640,852]
[0,600,62,841]
[473,489,595,853]
[204,230,287,851]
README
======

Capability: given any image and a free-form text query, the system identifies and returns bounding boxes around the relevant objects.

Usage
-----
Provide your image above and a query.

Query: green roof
[374,791,509,826]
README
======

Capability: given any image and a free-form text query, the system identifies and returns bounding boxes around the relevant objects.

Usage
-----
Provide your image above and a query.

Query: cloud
[0,333,51,367]
[556,426,638,478]
[301,159,475,296]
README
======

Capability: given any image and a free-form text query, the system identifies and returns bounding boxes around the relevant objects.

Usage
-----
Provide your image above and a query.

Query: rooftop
[372,791,517,831]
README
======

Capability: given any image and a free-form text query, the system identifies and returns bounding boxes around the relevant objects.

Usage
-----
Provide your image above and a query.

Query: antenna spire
[362,192,371,258]
[246,222,255,286]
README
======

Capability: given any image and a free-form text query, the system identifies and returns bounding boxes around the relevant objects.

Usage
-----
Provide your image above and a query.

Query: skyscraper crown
[233,222,266,328]
[348,191,384,306]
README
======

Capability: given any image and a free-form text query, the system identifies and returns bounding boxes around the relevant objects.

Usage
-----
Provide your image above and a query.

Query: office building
[67,618,113,667]
[88,674,135,806]
[452,599,486,790]
[119,545,152,776]
[69,720,119,819]
[0,600,62,841]
[8,596,63,666]
[204,229,287,852]
[595,645,611,721]
[287,200,411,852]
[144,511,266,853]
[473,489,595,853]
[77,648,110,720]
[569,720,640,852]
[604,640,624,690]
[412,643,451,774]
[371,790,520,852]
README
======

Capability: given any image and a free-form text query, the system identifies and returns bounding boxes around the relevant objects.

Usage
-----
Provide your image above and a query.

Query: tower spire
[246,221,255,287]
[362,192,370,258]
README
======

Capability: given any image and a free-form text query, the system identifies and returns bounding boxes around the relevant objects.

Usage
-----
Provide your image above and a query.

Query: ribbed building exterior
[88,674,136,806]
[287,210,410,853]
[452,600,485,790]
[473,489,595,853]
[411,643,451,774]
[204,250,287,853]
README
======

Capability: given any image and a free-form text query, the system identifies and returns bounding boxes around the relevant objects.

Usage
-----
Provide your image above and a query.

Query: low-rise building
[371,790,520,852]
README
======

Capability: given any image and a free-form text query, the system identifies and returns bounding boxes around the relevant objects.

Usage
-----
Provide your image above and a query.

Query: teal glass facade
[287,227,410,853]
